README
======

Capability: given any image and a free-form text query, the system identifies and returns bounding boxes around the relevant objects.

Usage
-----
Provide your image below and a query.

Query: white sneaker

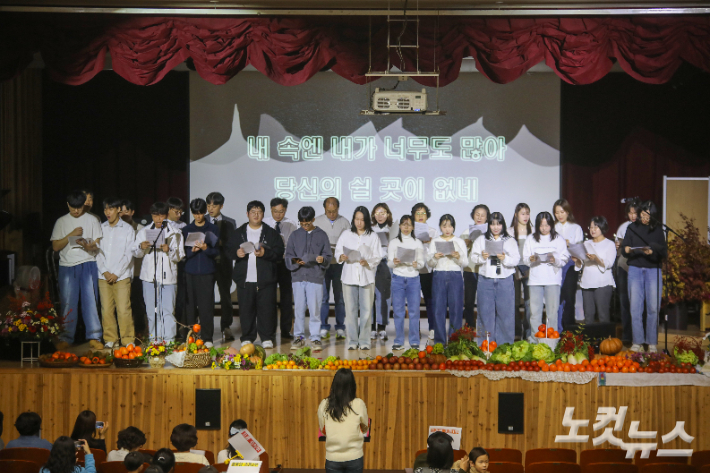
[630,344,643,352]
[204,341,214,348]
[241,340,253,347]
[104,341,115,349]
[336,329,346,340]
[262,340,274,349]
[647,345,657,353]
[320,329,328,339]
[371,331,377,340]
[428,330,435,340]
[378,330,388,341]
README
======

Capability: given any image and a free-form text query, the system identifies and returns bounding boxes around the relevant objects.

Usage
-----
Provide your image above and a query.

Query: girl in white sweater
[428,214,468,346]
[470,212,520,345]
[388,215,426,350]
[553,198,584,330]
[522,211,569,340]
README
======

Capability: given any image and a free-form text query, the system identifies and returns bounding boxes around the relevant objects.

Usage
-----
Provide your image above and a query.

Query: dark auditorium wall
[42,70,189,239]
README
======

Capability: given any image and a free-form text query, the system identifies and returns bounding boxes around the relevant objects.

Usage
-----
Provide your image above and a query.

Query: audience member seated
[108,426,150,462]
[216,419,248,464]
[124,451,146,473]
[152,448,175,473]
[41,437,96,473]
[453,447,488,473]
[170,424,210,465]
[413,432,465,473]
[71,410,108,452]
[6,411,53,450]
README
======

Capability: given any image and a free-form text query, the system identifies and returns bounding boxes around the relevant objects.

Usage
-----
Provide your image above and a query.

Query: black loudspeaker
[565,322,616,339]
[195,389,221,430]
[498,393,524,434]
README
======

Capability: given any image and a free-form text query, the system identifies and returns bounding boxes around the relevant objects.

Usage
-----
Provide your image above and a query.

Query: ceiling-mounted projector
[372,88,427,113]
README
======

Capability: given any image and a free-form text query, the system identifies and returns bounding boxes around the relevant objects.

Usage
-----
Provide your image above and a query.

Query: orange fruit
[128,352,136,360]
[621,367,629,373]
[542,365,549,372]
[91,357,100,364]
[126,344,134,351]
[83,359,91,365]
[99,359,106,364]
[134,346,142,354]
[578,366,586,372]
[120,347,128,356]
[581,359,589,366]
[550,365,558,372]
[630,366,637,373]
[64,353,73,360]
[570,365,578,372]
[188,337,195,344]
[563,365,571,372]
[113,350,121,358]
[193,324,201,333]
[196,339,204,347]
[555,359,562,366]
[612,366,619,373]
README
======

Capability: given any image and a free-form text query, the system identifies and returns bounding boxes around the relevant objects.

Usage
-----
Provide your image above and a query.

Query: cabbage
[403,348,420,359]
[531,343,555,364]
[490,344,513,364]
[674,347,699,365]
[512,341,532,361]
[432,343,444,355]
[568,352,588,365]
[265,353,288,365]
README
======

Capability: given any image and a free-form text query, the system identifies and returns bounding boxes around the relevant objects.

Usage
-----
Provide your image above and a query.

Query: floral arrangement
[213,351,262,371]
[554,328,595,361]
[0,292,64,341]
[448,324,477,343]
[145,340,177,357]
[665,214,710,304]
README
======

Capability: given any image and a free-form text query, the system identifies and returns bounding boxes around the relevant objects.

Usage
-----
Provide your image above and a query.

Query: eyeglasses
[374,212,388,217]
[415,212,427,216]
[249,210,264,216]
[172,209,183,216]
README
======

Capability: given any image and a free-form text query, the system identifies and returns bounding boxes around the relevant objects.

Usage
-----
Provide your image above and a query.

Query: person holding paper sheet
[335,206,382,350]
[470,212,520,345]
[621,200,667,353]
[217,419,248,464]
[522,211,569,341]
[121,199,148,339]
[285,206,332,352]
[388,215,426,350]
[371,203,397,341]
[315,197,351,341]
[167,197,188,339]
[615,199,639,344]
[461,205,489,330]
[428,214,468,346]
[553,199,584,330]
[571,216,616,325]
[511,203,533,340]
[182,198,220,347]
[96,197,136,349]
[227,200,285,349]
[133,202,185,342]
[412,203,438,342]
[50,189,104,350]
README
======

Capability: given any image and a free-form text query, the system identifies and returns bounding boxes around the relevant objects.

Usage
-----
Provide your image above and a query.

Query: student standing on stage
[522,211,569,340]
[96,197,136,349]
[615,199,638,344]
[121,199,147,337]
[553,199,584,330]
[335,206,382,351]
[206,192,238,341]
[370,203,397,341]
[428,214,468,346]
[412,203,437,342]
[263,197,298,340]
[315,197,351,341]
[285,206,332,352]
[621,200,667,353]
[470,212,520,345]
[572,216,616,324]
[133,202,185,342]
[462,205,489,330]
[227,200,284,349]
[182,198,220,347]
[167,197,187,338]
[388,215,425,351]
[50,190,103,350]
[512,203,533,340]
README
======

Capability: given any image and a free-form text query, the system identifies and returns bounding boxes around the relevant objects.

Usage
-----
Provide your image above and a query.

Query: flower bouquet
[554,328,595,365]
[213,347,262,371]
[144,340,177,368]
[0,292,64,341]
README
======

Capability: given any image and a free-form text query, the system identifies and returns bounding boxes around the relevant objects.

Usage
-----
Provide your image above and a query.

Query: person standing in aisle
[315,197,351,341]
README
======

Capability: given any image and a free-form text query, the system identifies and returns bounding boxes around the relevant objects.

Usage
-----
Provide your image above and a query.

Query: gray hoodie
[284,226,332,283]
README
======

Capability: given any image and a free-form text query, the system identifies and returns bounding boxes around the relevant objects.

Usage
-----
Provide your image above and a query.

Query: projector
[372,88,428,113]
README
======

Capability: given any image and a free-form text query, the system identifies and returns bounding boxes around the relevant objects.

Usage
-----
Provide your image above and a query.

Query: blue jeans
[293,281,323,341]
[58,261,101,344]
[628,266,661,345]
[391,274,421,347]
[432,270,464,345]
[477,275,515,345]
[142,281,177,341]
[529,285,560,341]
[321,263,346,331]
[342,283,375,349]
[325,457,363,473]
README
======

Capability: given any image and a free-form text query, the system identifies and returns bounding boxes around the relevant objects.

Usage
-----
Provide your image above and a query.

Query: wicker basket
[114,357,143,368]
[148,356,166,369]
[182,352,212,369]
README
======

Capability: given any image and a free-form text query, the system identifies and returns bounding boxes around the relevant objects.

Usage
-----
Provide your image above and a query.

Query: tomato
[646,367,653,373]
[691,368,697,374]
[506,366,513,371]
[513,365,520,371]
[445,360,453,368]
[426,345,434,354]
[489,341,498,351]
[534,366,540,372]
[418,351,426,359]
[439,363,446,371]
[538,324,547,332]
[683,368,689,374]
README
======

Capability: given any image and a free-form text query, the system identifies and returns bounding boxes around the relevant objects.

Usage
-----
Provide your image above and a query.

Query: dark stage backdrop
[561,63,710,233]
[42,70,189,238]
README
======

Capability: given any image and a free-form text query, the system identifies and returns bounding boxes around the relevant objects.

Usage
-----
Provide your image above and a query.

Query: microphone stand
[151,222,168,341]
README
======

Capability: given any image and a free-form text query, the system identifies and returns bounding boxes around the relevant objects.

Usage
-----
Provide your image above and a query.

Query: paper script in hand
[485,239,504,256]
[240,241,260,254]
[377,232,390,247]
[343,247,362,263]
[568,243,589,263]
[67,236,91,248]
[535,248,554,263]
[468,223,488,241]
[396,247,416,265]
[414,222,430,241]
[185,232,206,247]
[435,240,455,256]
[144,229,165,247]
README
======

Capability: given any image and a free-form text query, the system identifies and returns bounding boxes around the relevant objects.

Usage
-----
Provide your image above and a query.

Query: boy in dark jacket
[226,200,285,349]
[182,198,220,346]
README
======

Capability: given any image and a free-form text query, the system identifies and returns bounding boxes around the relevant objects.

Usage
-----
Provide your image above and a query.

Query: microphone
[620,196,639,203]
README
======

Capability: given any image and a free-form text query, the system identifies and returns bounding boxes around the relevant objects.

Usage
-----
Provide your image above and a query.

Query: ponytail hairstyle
[533,212,558,243]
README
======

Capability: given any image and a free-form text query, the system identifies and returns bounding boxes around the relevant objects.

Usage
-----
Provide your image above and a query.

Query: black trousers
[215,260,234,331]
[185,273,216,342]
[175,260,187,325]
[560,264,579,328]
[276,261,293,335]
[420,272,434,327]
[463,271,479,327]
[616,266,633,342]
[237,282,278,343]
[130,276,147,335]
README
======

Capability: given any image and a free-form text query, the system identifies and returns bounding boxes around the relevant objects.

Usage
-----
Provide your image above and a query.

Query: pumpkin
[239,343,256,356]
[600,337,623,355]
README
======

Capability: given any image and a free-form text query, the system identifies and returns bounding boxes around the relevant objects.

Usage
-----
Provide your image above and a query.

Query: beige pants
[99,278,134,345]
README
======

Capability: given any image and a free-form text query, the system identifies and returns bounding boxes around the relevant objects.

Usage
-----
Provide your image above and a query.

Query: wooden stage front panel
[1,367,707,468]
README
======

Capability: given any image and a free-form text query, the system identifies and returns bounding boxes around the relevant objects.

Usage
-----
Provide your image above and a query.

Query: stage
[1,362,708,469]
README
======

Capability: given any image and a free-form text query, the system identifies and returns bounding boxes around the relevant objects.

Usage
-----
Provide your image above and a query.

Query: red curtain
[2,14,710,86]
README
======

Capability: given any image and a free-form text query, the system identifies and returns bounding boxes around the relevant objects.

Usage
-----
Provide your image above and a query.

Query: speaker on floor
[195,389,221,430]
[498,393,524,434]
